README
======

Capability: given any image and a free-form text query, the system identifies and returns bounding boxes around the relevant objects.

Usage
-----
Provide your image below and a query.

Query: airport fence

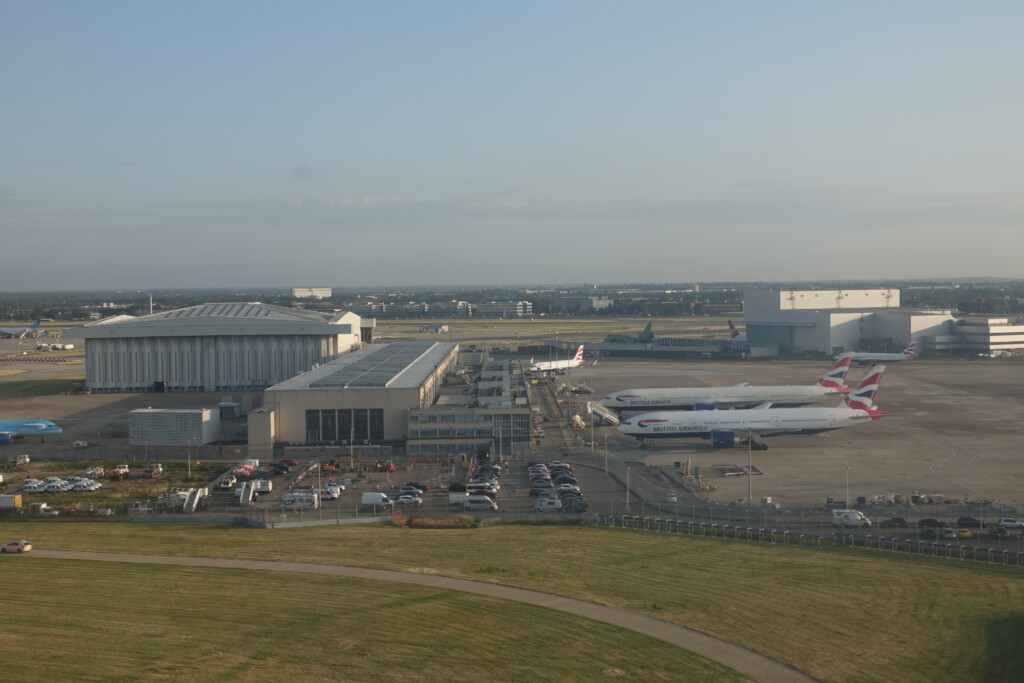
[592,514,1024,570]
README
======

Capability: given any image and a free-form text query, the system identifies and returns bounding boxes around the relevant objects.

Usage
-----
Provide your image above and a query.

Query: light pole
[604,435,609,475]
[845,467,850,507]
[747,429,753,510]
[626,466,631,505]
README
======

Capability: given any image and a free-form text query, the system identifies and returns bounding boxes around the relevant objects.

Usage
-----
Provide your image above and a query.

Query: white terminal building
[78,302,369,393]
[743,288,1024,356]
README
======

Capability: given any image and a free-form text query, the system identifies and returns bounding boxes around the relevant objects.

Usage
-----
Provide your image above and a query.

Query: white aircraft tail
[818,353,853,391]
[728,320,740,338]
[573,345,585,361]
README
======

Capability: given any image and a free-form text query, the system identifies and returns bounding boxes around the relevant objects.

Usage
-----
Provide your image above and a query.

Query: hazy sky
[3,1,1022,290]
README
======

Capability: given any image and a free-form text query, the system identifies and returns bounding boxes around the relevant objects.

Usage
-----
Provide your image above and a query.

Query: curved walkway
[34,550,813,682]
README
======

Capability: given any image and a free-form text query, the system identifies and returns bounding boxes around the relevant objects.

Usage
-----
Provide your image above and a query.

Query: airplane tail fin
[818,352,853,391]
[574,345,585,361]
[31,319,42,329]
[842,365,886,417]
[728,320,740,339]
[902,342,919,359]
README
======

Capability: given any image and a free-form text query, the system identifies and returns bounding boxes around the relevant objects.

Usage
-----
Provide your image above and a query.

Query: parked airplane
[0,319,43,338]
[616,364,886,449]
[528,345,585,373]
[841,342,918,365]
[0,419,63,443]
[603,322,655,344]
[601,353,854,412]
[728,320,746,341]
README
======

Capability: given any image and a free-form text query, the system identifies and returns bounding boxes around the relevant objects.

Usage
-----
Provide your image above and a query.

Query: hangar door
[748,325,794,352]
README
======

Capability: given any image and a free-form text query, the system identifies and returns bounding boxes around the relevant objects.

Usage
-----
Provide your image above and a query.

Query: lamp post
[604,435,609,475]
[845,467,850,508]
[626,466,631,505]
[747,429,753,511]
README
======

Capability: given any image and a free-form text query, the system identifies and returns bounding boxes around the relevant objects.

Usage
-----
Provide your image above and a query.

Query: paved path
[35,550,813,682]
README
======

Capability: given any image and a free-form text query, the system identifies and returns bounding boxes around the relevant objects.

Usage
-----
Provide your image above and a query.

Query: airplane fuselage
[602,385,843,411]
[0,420,63,439]
[617,406,876,440]
[528,359,584,372]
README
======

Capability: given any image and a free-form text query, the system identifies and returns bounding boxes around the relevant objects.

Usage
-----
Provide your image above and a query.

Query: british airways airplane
[528,345,586,373]
[617,365,886,449]
[0,420,63,444]
[601,353,854,412]
[841,342,918,365]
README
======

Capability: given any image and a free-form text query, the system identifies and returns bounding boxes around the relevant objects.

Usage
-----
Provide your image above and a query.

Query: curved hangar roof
[79,302,358,338]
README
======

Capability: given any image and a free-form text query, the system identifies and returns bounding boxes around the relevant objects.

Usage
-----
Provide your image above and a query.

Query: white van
[831,509,872,528]
[360,492,393,510]
[462,496,498,512]
[282,491,320,511]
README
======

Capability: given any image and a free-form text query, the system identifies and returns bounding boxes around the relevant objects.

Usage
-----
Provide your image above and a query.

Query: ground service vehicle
[360,492,393,510]
[281,491,319,511]
[831,509,872,528]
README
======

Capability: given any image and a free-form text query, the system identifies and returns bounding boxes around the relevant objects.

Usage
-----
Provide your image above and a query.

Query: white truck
[831,509,872,528]
[360,492,393,510]
[281,491,320,511]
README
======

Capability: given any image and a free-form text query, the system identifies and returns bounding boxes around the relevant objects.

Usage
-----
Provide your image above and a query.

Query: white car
[534,498,562,512]
[396,494,423,506]
[320,488,340,501]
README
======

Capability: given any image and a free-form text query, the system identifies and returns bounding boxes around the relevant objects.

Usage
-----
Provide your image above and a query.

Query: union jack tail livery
[818,352,853,391]
[901,342,919,359]
[727,320,746,340]
[573,345,585,361]
[842,365,886,417]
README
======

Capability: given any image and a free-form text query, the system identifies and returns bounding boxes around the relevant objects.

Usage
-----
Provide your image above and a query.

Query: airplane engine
[0,433,13,444]
[710,431,736,449]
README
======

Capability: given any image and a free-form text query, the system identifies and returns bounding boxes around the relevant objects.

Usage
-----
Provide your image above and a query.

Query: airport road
[30,548,813,682]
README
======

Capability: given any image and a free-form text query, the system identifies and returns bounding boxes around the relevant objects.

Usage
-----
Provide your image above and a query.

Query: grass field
[2,561,738,682]
[376,317,737,347]
[1,522,1021,682]
[0,377,85,397]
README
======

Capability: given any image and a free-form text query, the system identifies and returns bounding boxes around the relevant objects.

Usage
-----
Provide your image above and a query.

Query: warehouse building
[79,303,366,393]
[248,341,459,460]
[128,408,220,447]
[740,288,1024,357]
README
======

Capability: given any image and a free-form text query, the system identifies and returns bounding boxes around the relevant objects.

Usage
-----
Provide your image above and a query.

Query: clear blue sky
[2,1,1022,290]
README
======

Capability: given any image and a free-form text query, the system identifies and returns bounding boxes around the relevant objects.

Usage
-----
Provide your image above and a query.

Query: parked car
[404,482,428,493]
[398,486,423,498]
[279,459,300,467]
[939,527,958,540]
[320,488,340,501]
[879,517,908,528]
[917,518,945,528]
[956,517,983,528]
[396,494,423,505]
[449,482,467,492]
[987,525,1009,538]
[1,540,31,553]
[996,518,1024,529]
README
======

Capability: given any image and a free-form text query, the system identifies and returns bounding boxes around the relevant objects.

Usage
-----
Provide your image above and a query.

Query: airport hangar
[77,303,371,393]
[739,287,1024,357]
[247,341,532,461]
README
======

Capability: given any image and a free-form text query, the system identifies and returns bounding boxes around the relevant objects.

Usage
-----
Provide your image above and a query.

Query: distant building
[129,408,220,446]
[472,301,533,318]
[292,288,332,300]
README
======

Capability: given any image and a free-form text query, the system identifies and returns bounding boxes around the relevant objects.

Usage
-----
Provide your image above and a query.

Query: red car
[1,540,32,553]
[279,459,300,467]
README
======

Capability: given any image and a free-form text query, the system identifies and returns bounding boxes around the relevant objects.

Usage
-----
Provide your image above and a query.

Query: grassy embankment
[1,522,1021,682]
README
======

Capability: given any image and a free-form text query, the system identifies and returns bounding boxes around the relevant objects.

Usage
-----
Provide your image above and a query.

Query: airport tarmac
[566,357,1024,511]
